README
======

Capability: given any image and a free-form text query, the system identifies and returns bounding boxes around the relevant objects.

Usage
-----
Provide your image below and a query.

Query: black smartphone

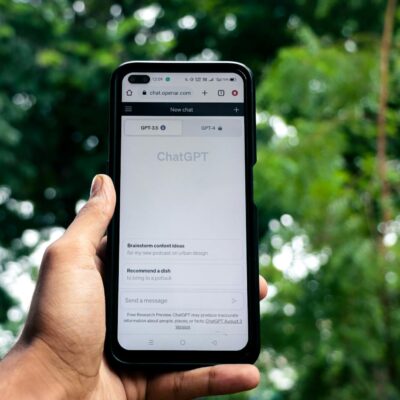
[106,61,259,368]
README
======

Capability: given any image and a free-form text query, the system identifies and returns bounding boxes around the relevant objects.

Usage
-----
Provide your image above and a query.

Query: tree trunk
[376,0,397,395]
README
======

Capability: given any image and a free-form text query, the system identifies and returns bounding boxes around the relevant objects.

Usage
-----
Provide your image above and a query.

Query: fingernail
[90,175,103,198]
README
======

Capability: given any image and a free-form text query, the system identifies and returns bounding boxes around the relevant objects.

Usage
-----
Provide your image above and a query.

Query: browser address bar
[142,87,192,97]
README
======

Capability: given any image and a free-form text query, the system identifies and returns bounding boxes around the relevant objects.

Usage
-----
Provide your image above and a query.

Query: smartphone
[106,61,259,368]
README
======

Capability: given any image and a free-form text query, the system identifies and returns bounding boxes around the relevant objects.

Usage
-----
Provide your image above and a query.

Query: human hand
[1,174,268,400]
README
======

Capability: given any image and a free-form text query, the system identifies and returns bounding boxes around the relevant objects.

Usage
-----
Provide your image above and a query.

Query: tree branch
[377,0,396,224]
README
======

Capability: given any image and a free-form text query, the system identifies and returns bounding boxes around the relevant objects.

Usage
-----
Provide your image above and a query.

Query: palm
[95,359,144,399]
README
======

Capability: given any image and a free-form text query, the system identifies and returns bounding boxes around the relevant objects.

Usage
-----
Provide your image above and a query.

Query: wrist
[0,339,74,400]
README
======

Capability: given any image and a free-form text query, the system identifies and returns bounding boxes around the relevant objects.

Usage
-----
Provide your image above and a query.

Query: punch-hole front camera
[128,75,150,84]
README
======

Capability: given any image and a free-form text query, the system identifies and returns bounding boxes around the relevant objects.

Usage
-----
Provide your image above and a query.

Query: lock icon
[142,90,147,95]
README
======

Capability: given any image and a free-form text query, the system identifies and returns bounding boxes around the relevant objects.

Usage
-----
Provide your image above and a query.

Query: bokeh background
[1,0,400,398]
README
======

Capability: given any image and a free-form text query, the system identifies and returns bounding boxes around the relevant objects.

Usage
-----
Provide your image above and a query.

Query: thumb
[64,174,116,253]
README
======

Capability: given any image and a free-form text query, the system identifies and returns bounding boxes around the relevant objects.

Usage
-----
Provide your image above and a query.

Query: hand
[0,174,268,400]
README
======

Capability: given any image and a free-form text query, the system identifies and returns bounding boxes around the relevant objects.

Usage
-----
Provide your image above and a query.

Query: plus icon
[233,107,239,113]
[202,90,208,96]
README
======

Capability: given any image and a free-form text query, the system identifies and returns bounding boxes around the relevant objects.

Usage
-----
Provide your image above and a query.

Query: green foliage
[255,32,400,399]
[0,286,15,324]
[1,0,400,398]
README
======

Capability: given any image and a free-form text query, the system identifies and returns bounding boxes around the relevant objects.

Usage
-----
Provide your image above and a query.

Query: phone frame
[106,61,259,368]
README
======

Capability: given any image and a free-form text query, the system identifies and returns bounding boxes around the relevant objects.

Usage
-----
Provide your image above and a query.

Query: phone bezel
[106,61,259,368]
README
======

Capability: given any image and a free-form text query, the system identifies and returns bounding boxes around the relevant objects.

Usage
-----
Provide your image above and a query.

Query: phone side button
[252,133,257,165]
[251,118,257,165]
[253,203,259,254]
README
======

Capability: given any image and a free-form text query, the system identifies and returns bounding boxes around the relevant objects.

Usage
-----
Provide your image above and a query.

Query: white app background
[118,73,248,351]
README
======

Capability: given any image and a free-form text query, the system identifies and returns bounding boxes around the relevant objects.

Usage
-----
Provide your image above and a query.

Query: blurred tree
[252,12,400,399]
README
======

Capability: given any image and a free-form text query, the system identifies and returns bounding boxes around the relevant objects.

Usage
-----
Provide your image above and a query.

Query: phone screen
[117,72,248,351]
